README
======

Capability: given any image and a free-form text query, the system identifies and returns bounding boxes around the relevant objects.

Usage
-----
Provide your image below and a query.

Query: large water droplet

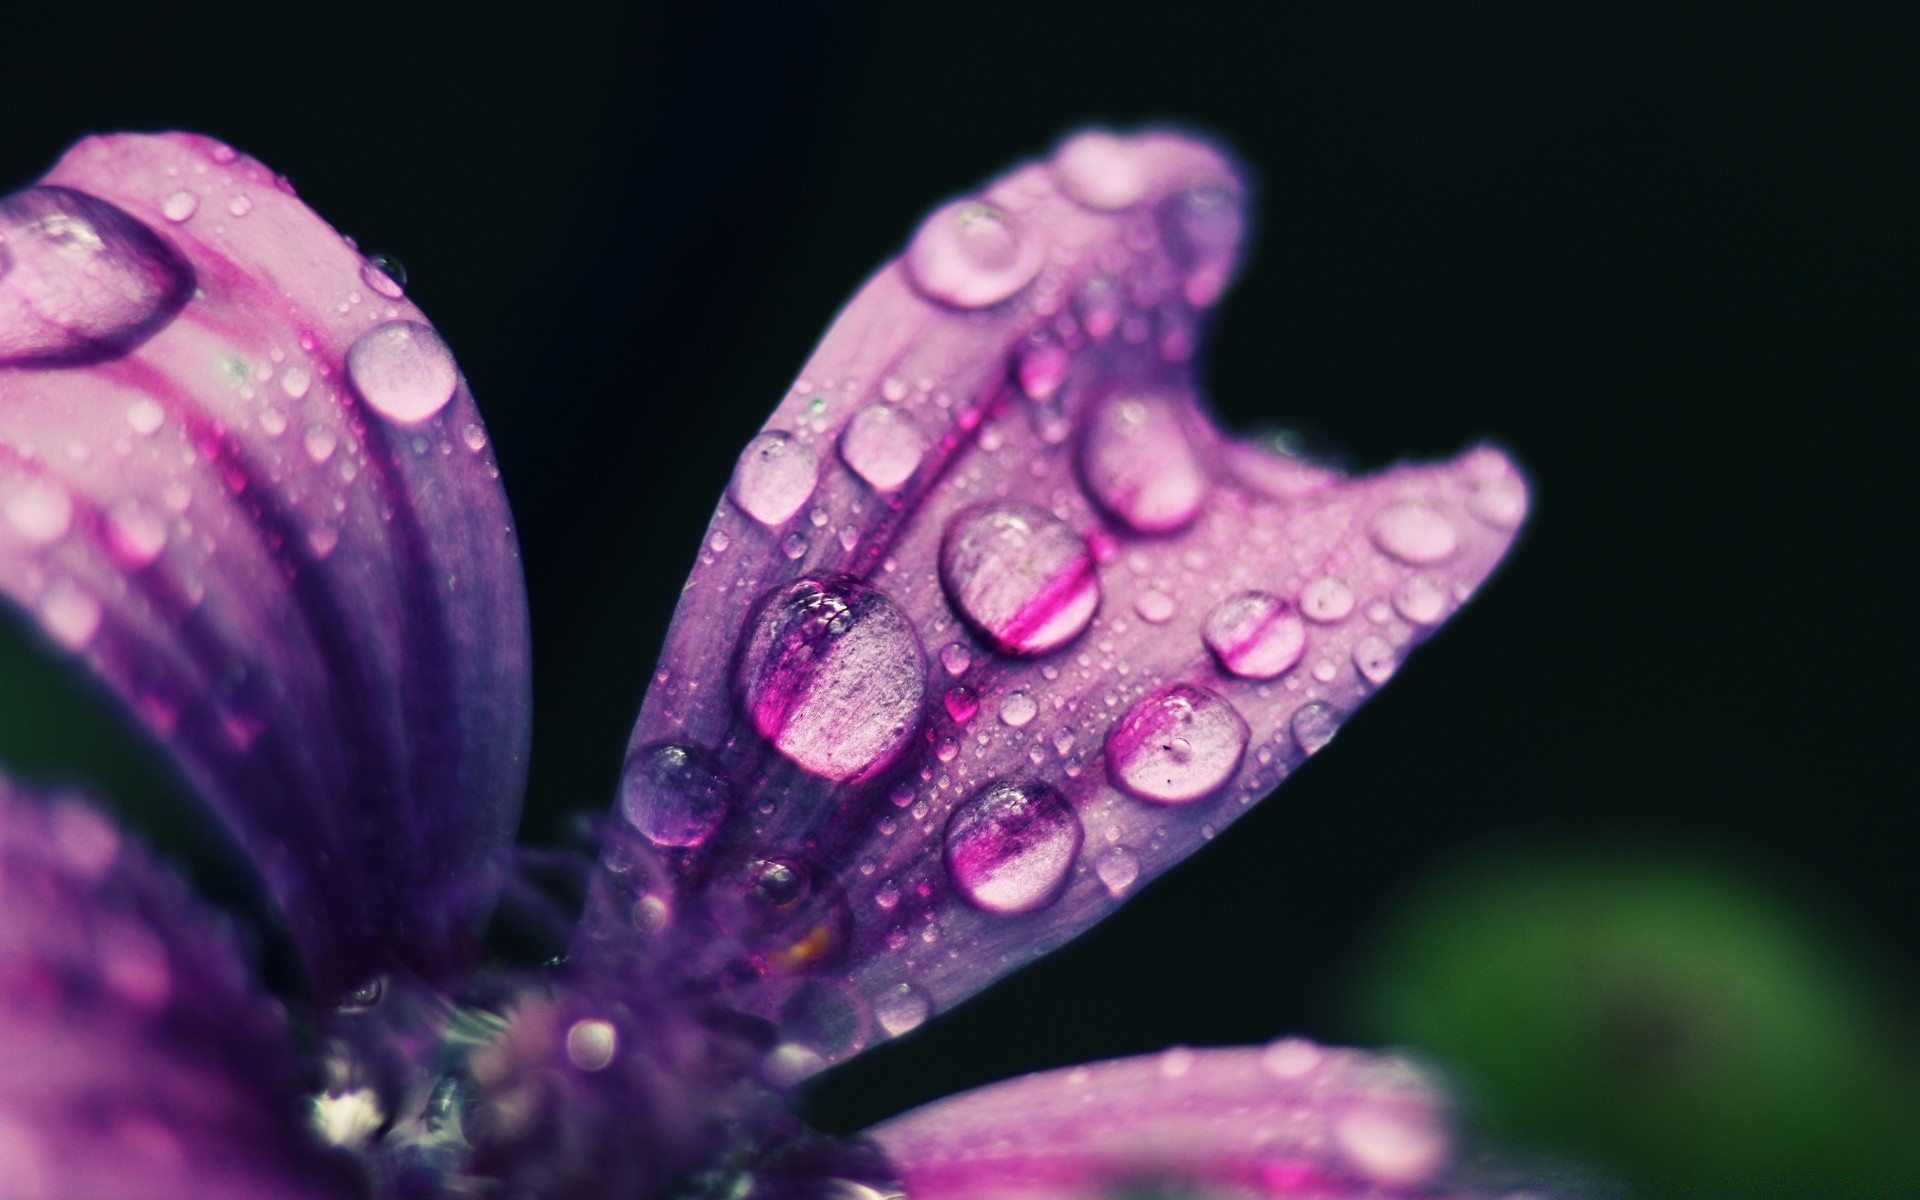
[345,320,457,424]
[1105,683,1248,805]
[737,577,926,781]
[1053,130,1151,211]
[620,742,733,848]
[904,201,1042,309]
[874,982,933,1037]
[1079,394,1207,534]
[0,186,193,366]
[1370,502,1458,565]
[1203,591,1306,679]
[838,404,923,492]
[730,431,818,526]
[1290,702,1340,755]
[944,779,1082,915]
[940,502,1100,657]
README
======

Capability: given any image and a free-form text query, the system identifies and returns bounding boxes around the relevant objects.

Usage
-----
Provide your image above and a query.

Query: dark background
[2,1,1913,1190]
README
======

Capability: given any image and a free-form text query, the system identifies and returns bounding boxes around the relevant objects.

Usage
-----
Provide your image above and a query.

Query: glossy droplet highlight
[620,742,732,848]
[1291,702,1340,755]
[1079,394,1207,534]
[345,320,457,424]
[904,201,1042,309]
[874,983,933,1037]
[1370,502,1458,565]
[0,186,193,366]
[1203,591,1306,679]
[838,404,923,492]
[1106,683,1248,805]
[737,578,926,781]
[940,502,1099,657]
[730,431,817,526]
[1053,130,1151,211]
[943,779,1082,915]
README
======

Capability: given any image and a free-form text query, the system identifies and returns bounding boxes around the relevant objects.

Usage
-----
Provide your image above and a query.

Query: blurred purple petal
[586,129,1525,1065]
[870,1042,1466,1200]
[0,134,531,999]
[0,776,360,1200]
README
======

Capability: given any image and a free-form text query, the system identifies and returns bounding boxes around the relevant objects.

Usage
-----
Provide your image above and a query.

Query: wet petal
[870,1042,1484,1199]
[0,777,360,1200]
[0,134,530,999]
[584,130,1525,1065]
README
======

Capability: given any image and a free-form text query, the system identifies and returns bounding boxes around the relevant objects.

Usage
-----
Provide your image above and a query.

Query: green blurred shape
[1355,847,1920,1196]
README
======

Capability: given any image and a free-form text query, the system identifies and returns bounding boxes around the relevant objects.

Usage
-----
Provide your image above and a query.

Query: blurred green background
[2,3,1912,1194]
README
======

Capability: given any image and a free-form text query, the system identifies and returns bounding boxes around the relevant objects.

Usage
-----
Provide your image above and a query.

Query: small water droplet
[345,320,458,424]
[737,577,926,781]
[1075,274,1123,341]
[1106,684,1248,805]
[1015,334,1071,401]
[1160,183,1243,307]
[1262,1037,1322,1079]
[361,252,407,299]
[565,1018,619,1071]
[227,194,253,218]
[1353,635,1398,686]
[1299,576,1355,623]
[5,480,73,544]
[1468,474,1529,530]
[1079,394,1207,534]
[1203,591,1306,679]
[944,686,979,724]
[940,502,1100,657]
[160,190,198,222]
[303,425,338,463]
[1334,1101,1450,1188]
[1133,589,1176,624]
[904,201,1041,309]
[39,581,101,650]
[874,983,933,1037]
[104,500,168,568]
[1053,130,1150,211]
[1392,575,1447,625]
[838,404,923,492]
[998,690,1038,728]
[126,398,166,434]
[1370,502,1458,565]
[730,431,818,526]
[940,642,973,677]
[1159,1046,1196,1078]
[621,742,733,848]
[1095,845,1140,897]
[781,531,809,559]
[1290,702,1340,754]
[944,779,1082,915]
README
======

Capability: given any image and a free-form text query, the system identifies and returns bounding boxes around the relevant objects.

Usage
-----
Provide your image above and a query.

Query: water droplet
[1160,183,1243,307]
[278,365,312,399]
[360,253,407,299]
[126,398,166,434]
[303,425,338,463]
[1262,1037,1323,1080]
[944,686,979,724]
[1468,474,1528,530]
[0,186,193,366]
[1016,334,1071,401]
[5,480,73,544]
[1159,1046,1197,1078]
[838,404,923,492]
[1299,576,1355,623]
[1106,684,1248,805]
[940,502,1100,657]
[1133,589,1176,624]
[1290,702,1340,755]
[940,642,973,676]
[1053,130,1151,211]
[730,431,817,526]
[1353,635,1398,686]
[1095,845,1140,897]
[160,191,198,222]
[620,742,733,848]
[737,577,926,781]
[874,983,933,1037]
[998,690,1038,728]
[39,581,102,650]
[1203,591,1306,679]
[1075,274,1122,341]
[1392,575,1447,625]
[943,779,1082,915]
[1079,394,1207,534]
[345,320,457,424]
[226,194,253,218]
[1334,1101,1450,1188]
[764,1043,827,1088]
[565,1018,619,1071]
[104,500,168,568]
[1370,502,1458,565]
[904,200,1041,309]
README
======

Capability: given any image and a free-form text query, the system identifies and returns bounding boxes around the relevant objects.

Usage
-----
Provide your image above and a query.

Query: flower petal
[0,134,530,999]
[870,1042,1481,1199]
[0,776,360,1200]
[584,130,1525,1065]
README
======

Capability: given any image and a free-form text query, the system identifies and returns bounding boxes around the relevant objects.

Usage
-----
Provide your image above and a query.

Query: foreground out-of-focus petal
[0,776,361,1200]
[870,1042,1498,1200]
[0,134,530,999]
[584,129,1526,1067]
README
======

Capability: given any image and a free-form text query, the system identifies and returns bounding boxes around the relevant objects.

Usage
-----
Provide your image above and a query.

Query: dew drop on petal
[5,479,74,544]
[1079,394,1207,534]
[1353,635,1398,686]
[1392,575,1447,625]
[939,642,972,677]
[303,425,338,463]
[1468,474,1529,530]
[1203,591,1306,679]
[838,404,923,492]
[1369,502,1458,565]
[104,499,168,569]
[39,580,101,650]
[1106,683,1248,805]
[943,779,1082,915]
[1262,1037,1323,1080]
[943,686,979,724]
[904,200,1042,309]
[730,431,818,526]
[620,742,733,848]
[1094,845,1140,897]
[874,982,933,1037]
[565,1019,619,1072]
[737,577,926,781]
[1160,183,1243,307]
[1290,702,1340,755]
[1132,588,1176,624]
[126,398,165,435]
[160,190,198,222]
[1015,333,1071,401]
[226,195,253,218]
[1334,1101,1450,1189]
[345,320,457,424]
[1053,130,1151,211]
[940,502,1100,657]
[360,253,407,299]
[1299,576,1355,623]
[998,690,1038,728]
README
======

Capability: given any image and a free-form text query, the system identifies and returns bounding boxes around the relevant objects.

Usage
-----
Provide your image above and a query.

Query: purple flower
[0,129,1540,1198]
